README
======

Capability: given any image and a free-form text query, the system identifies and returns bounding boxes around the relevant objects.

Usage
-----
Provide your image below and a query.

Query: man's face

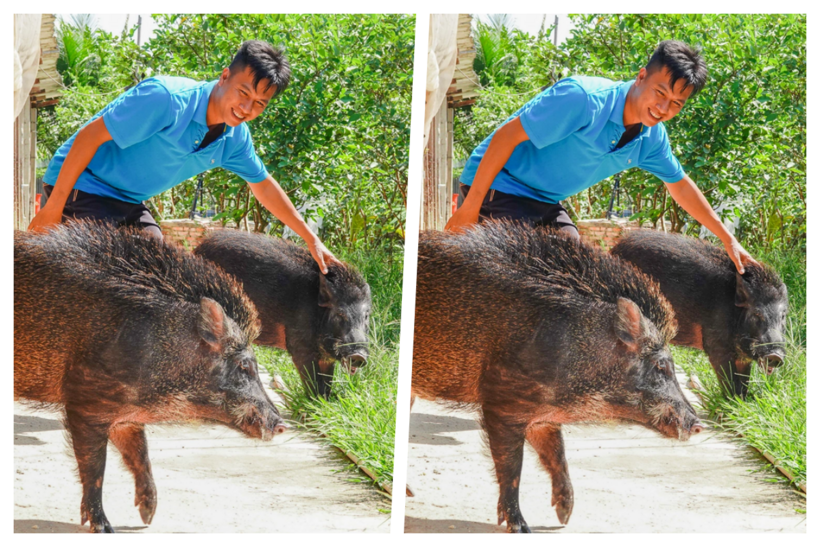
[212,66,277,127]
[628,66,693,127]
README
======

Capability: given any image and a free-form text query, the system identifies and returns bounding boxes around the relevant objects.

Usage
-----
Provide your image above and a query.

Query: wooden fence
[14,107,38,231]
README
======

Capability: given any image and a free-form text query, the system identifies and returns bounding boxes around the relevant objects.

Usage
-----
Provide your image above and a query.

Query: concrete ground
[405,373,805,533]
[14,372,390,533]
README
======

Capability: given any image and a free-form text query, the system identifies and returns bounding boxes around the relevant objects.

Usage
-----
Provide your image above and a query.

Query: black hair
[645,40,708,97]
[228,40,291,98]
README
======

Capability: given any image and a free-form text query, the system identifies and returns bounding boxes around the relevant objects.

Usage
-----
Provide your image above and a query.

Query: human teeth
[232,108,245,120]
[650,110,661,119]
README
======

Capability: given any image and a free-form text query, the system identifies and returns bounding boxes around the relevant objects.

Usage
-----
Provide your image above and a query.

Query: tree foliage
[456,14,806,251]
[39,14,414,251]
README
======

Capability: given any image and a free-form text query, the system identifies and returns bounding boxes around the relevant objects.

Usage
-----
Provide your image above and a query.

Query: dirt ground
[405,373,805,533]
[14,371,390,533]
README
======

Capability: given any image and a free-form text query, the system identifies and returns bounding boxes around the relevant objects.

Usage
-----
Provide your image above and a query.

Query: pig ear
[318,274,337,308]
[735,272,752,308]
[615,297,643,351]
[198,297,226,350]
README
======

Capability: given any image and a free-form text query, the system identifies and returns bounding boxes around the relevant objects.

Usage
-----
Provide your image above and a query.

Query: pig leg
[482,407,530,533]
[703,337,745,397]
[525,422,573,525]
[290,348,334,398]
[65,409,115,533]
[109,423,157,525]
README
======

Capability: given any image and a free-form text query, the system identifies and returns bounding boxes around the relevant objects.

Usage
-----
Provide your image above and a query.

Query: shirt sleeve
[222,125,269,183]
[639,123,686,183]
[102,79,173,149]
[518,79,592,149]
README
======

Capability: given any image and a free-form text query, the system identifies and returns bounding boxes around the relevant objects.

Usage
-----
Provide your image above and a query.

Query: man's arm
[248,176,338,274]
[665,175,756,274]
[28,117,113,232]
[444,116,530,232]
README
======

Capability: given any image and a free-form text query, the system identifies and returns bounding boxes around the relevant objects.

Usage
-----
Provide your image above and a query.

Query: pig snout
[762,353,784,374]
[342,352,368,374]
[258,415,289,441]
[677,411,705,441]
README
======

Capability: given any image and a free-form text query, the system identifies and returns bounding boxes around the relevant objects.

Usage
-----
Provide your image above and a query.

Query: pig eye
[338,311,348,321]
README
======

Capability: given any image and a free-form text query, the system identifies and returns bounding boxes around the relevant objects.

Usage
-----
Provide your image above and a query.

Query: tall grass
[257,243,403,490]
[673,245,806,490]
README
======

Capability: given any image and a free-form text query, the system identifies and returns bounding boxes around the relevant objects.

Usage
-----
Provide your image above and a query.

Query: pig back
[195,230,319,346]
[611,230,740,334]
[14,224,260,403]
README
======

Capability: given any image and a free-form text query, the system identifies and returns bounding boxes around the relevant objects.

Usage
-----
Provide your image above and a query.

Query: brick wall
[159,219,247,250]
[576,218,672,251]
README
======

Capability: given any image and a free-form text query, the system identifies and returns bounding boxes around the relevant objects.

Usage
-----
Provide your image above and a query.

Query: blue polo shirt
[44,76,269,203]
[460,76,686,204]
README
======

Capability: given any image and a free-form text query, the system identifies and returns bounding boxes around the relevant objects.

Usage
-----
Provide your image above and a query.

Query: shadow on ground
[409,413,480,446]
[404,516,564,534]
[14,414,63,446]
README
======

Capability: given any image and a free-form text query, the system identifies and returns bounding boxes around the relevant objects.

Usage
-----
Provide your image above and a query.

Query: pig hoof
[89,518,115,533]
[138,498,156,525]
[507,520,531,533]
[552,488,574,525]
[135,484,157,524]
[554,500,572,525]
[499,508,530,533]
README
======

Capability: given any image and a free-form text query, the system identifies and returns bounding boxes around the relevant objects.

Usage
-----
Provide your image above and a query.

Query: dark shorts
[459,183,579,238]
[43,185,163,239]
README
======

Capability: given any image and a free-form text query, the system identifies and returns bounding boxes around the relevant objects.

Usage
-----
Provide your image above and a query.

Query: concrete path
[14,372,390,533]
[405,373,805,533]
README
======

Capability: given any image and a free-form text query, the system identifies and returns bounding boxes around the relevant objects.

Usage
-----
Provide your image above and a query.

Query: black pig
[195,230,371,398]
[14,222,287,533]
[412,221,703,532]
[611,229,788,396]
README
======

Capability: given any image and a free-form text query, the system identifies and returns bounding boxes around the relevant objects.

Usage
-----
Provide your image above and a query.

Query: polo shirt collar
[609,79,636,129]
[193,79,236,137]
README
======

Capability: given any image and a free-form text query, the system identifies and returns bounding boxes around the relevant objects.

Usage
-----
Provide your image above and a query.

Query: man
[31,40,337,273]
[447,40,754,274]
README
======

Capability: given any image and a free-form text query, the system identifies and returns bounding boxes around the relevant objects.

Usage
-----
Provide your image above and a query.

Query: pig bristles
[616,230,783,288]
[15,221,260,341]
[424,220,677,343]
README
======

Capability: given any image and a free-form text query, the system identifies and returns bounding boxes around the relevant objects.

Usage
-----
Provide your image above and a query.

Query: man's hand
[248,177,342,273]
[445,117,529,233]
[306,236,340,275]
[27,203,64,233]
[721,234,757,275]
[444,204,480,232]
[665,176,758,274]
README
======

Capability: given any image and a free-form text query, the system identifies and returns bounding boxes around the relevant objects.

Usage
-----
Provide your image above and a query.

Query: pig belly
[257,323,288,350]
[672,322,703,350]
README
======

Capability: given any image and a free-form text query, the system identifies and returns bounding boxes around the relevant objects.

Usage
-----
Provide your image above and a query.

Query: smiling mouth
[649,109,662,120]
[231,108,247,121]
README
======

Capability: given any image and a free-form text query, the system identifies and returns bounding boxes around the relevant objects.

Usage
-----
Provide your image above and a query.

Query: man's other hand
[444,204,480,232]
[27,203,63,233]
